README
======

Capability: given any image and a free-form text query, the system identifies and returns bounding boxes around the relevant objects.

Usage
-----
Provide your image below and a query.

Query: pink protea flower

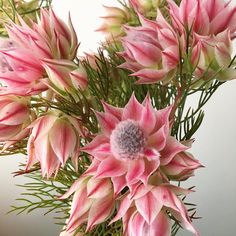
[193,29,236,83]
[0,8,78,95]
[111,183,199,236]
[26,111,81,178]
[97,5,130,39]
[167,0,236,39]
[60,175,115,233]
[83,94,190,192]
[120,11,185,84]
[161,151,202,181]
[0,95,31,144]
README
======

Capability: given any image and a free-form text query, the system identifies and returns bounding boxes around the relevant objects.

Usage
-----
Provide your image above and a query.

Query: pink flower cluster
[0,9,87,176]
[61,94,201,235]
[119,0,236,84]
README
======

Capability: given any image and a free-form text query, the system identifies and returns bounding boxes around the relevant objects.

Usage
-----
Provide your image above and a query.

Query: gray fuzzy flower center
[110,120,146,159]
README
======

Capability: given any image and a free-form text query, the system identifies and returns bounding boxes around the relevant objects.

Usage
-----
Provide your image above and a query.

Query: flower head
[111,183,199,236]
[167,0,236,38]
[26,111,81,178]
[0,95,31,143]
[120,11,184,84]
[0,8,79,96]
[83,94,190,192]
[60,175,115,233]
[97,5,130,40]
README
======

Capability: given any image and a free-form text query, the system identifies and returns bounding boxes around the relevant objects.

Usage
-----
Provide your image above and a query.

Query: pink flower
[83,94,189,192]
[167,0,236,38]
[97,5,130,39]
[60,175,115,233]
[111,183,199,236]
[0,8,79,96]
[120,11,184,84]
[162,151,203,181]
[0,95,31,143]
[194,30,236,82]
[26,111,81,178]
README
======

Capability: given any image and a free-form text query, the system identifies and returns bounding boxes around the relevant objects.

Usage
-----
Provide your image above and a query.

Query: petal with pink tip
[87,194,114,231]
[95,111,119,136]
[162,46,179,70]
[87,177,112,198]
[125,40,161,67]
[139,159,160,185]
[148,124,169,151]
[133,69,167,84]
[160,137,188,165]
[146,211,171,236]
[102,101,122,120]
[96,157,127,178]
[111,175,127,196]
[82,135,110,160]
[122,93,143,121]
[154,106,172,132]
[210,6,236,35]
[0,102,28,125]
[49,119,77,165]
[34,137,59,178]
[126,159,145,185]
[66,186,93,233]
[59,177,88,199]
[128,212,145,236]
[139,95,156,134]
[135,191,163,224]
[110,195,132,224]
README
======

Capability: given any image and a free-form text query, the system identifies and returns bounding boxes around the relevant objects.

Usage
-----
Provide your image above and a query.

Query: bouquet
[1,0,235,235]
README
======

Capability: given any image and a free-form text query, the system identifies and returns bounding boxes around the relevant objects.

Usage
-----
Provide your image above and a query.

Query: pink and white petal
[84,159,100,176]
[122,93,143,121]
[132,69,167,84]
[96,157,127,178]
[135,191,162,224]
[130,183,154,200]
[139,94,156,135]
[125,40,161,67]
[49,119,76,165]
[160,136,188,165]
[102,101,122,120]
[147,124,169,151]
[0,102,28,125]
[111,175,127,196]
[87,194,114,231]
[128,212,145,236]
[59,176,88,199]
[126,159,145,185]
[95,111,119,136]
[143,148,160,161]
[154,106,172,132]
[110,196,133,224]
[87,177,112,198]
[66,187,93,232]
[146,211,171,236]
[0,124,21,141]
[139,159,160,185]
[82,135,110,160]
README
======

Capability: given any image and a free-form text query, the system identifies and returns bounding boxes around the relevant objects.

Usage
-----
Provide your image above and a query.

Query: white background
[1,0,236,235]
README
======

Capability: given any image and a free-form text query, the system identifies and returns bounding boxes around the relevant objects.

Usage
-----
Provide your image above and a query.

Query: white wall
[1,1,236,235]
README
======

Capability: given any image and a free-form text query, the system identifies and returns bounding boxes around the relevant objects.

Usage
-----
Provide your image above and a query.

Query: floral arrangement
[1,0,235,235]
